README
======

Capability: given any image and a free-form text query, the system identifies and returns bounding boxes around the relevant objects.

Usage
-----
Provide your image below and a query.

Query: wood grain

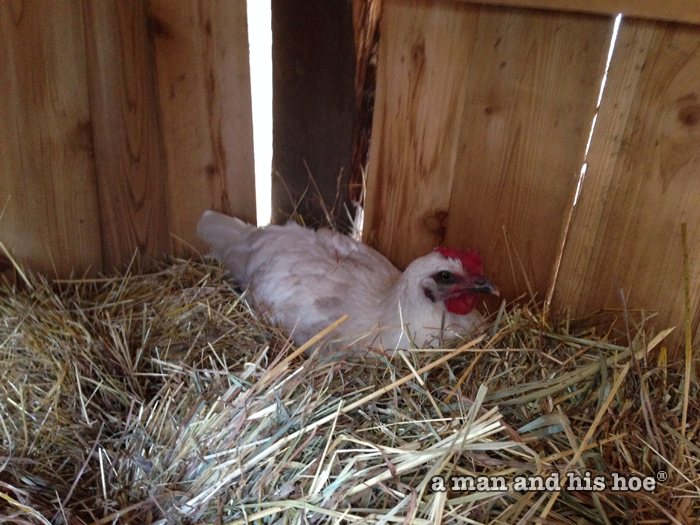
[363,0,481,268]
[552,19,700,353]
[444,6,613,301]
[455,0,700,26]
[0,0,103,278]
[350,0,382,203]
[364,0,612,305]
[83,1,170,272]
[148,0,256,254]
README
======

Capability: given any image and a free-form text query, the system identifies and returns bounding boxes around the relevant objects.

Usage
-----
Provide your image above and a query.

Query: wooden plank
[455,0,700,26]
[350,0,382,203]
[148,0,256,254]
[0,0,103,278]
[271,0,356,229]
[83,1,170,272]
[364,0,612,306]
[444,6,613,302]
[552,18,700,352]
[363,0,482,268]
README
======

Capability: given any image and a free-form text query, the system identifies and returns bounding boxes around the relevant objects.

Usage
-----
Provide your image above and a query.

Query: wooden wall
[363,0,700,352]
[0,0,255,278]
[553,18,700,345]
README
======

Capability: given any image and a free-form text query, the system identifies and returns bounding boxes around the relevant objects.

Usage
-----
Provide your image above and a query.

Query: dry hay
[0,257,698,524]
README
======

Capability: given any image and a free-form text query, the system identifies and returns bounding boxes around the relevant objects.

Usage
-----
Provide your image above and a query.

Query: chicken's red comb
[434,247,483,275]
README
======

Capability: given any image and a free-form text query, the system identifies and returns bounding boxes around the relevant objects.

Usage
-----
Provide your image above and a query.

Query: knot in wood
[410,40,425,68]
[422,210,448,237]
[678,104,700,127]
[676,93,700,127]
[147,15,171,39]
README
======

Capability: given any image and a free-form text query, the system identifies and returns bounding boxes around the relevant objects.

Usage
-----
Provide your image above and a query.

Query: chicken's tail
[197,210,256,281]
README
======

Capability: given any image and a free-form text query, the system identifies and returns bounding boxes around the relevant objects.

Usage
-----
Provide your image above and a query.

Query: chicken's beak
[466,277,500,297]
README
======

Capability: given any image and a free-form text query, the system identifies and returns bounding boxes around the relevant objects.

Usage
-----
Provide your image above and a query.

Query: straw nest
[0,256,698,524]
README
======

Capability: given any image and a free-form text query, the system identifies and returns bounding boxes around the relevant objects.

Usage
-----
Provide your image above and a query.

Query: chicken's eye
[435,271,454,284]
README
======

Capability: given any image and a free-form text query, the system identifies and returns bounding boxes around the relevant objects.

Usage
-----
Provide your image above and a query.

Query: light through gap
[546,14,622,307]
[247,0,273,226]
[573,13,622,207]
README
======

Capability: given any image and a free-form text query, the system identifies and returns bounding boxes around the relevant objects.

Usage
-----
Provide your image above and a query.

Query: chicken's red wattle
[446,294,477,315]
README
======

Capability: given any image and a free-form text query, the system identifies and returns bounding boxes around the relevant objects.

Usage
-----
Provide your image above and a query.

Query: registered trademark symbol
[656,470,668,482]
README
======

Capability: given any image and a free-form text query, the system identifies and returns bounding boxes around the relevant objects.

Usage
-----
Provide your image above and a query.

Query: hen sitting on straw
[197,210,498,350]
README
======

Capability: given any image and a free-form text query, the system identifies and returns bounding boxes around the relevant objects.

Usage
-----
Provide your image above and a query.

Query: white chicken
[197,210,498,351]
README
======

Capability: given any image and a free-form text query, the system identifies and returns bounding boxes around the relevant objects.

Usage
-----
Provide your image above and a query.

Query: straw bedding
[0,257,697,524]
